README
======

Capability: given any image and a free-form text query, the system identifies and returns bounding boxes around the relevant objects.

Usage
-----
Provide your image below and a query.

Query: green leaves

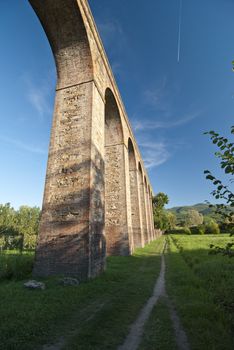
[0,204,40,251]
[203,125,234,244]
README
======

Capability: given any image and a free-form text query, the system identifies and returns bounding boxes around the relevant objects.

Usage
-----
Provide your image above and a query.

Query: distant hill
[167,203,234,223]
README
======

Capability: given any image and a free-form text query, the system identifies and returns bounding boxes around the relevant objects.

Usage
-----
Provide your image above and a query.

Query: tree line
[152,192,234,235]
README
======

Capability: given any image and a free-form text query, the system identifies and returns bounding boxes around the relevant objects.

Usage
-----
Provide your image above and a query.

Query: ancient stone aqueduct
[30,0,158,280]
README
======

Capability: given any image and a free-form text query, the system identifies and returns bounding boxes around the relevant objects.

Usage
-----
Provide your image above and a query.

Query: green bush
[168,227,191,235]
[190,225,205,235]
[205,221,220,235]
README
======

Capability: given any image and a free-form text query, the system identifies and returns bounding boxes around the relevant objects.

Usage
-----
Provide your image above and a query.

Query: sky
[0,0,234,209]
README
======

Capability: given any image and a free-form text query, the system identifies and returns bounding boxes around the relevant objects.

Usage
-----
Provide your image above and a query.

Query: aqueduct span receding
[29,0,157,280]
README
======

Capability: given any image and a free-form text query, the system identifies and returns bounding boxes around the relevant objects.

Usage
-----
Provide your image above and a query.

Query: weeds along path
[118,239,190,350]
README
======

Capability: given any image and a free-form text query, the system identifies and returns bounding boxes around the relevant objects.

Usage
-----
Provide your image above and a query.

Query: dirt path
[117,255,166,350]
[42,243,190,350]
[118,250,190,350]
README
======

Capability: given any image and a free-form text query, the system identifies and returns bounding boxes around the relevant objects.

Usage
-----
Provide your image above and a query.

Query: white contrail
[177,0,183,63]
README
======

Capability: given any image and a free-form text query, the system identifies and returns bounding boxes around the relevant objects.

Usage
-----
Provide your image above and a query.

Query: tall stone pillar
[105,89,132,256]
[30,0,106,279]
[144,180,151,244]
[138,165,147,246]
[148,190,154,241]
[128,140,142,249]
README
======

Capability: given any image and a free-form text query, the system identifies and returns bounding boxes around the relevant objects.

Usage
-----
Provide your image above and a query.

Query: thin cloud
[133,111,201,131]
[0,135,47,155]
[97,20,124,46]
[143,76,168,107]
[138,141,170,169]
[28,87,51,117]
[97,19,126,77]
[22,71,55,119]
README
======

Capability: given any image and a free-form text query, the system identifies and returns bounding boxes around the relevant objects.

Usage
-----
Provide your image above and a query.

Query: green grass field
[165,234,234,350]
[0,234,233,349]
[0,238,165,350]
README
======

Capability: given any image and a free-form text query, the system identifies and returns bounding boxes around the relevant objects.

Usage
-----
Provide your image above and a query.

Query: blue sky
[0,0,234,209]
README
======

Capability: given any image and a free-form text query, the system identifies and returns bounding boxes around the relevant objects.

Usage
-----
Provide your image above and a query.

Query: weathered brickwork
[29,0,159,280]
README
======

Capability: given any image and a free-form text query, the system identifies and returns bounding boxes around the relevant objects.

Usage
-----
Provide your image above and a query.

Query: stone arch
[30,0,106,280]
[128,139,142,248]
[138,163,147,246]
[105,88,130,255]
[29,0,94,88]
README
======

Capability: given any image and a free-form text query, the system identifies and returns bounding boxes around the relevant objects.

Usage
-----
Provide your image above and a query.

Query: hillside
[167,203,234,223]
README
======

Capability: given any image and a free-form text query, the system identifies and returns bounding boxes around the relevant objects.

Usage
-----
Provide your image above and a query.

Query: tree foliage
[152,193,176,231]
[0,204,40,251]
[179,209,203,228]
[204,125,234,256]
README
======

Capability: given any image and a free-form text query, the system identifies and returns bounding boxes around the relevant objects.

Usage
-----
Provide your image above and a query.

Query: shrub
[205,221,220,235]
[169,227,191,235]
[190,225,205,235]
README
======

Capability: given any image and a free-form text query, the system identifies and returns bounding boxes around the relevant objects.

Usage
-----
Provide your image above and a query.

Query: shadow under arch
[105,88,130,256]
[128,138,142,248]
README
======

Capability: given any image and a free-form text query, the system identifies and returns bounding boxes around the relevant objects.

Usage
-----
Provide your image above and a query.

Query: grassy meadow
[0,234,233,349]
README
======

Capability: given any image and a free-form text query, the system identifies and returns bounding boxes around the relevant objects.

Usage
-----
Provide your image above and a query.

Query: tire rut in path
[118,251,190,350]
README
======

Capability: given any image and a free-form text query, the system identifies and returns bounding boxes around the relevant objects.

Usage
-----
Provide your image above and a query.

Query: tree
[180,209,203,227]
[15,206,40,251]
[0,203,40,251]
[152,193,174,231]
[0,203,17,249]
[152,192,169,209]
[204,125,234,256]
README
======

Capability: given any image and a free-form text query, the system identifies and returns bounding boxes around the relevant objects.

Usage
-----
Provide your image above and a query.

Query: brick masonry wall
[30,0,156,280]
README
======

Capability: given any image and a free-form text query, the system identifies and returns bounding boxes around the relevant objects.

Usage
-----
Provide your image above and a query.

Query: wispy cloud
[143,76,168,107]
[133,111,201,131]
[139,141,170,169]
[97,20,124,46]
[22,71,55,120]
[0,135,47,155]
[97,19,126,77]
